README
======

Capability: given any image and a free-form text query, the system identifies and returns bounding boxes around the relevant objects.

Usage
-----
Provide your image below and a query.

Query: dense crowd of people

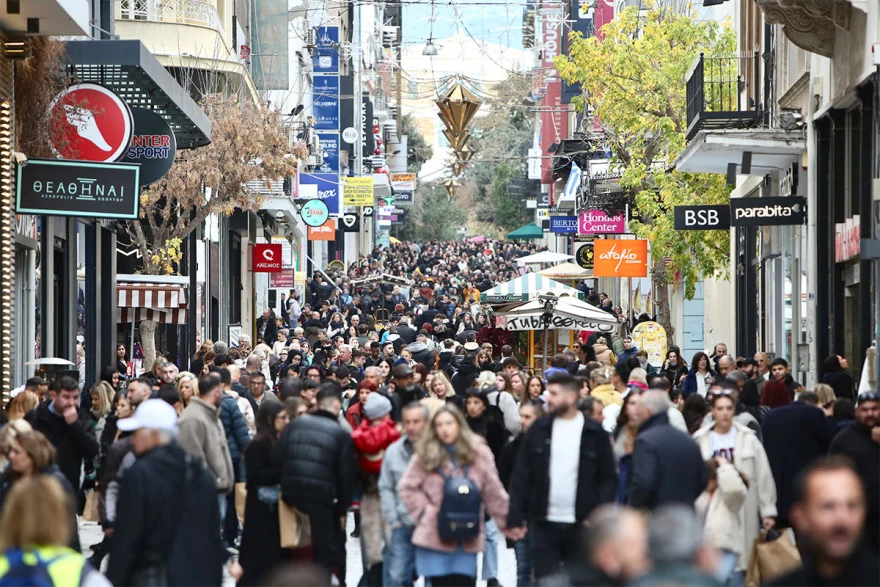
[0,239,876,587]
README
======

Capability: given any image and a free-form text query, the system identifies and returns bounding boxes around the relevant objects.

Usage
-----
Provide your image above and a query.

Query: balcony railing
[118,0,225,36]
[685,51,767,141]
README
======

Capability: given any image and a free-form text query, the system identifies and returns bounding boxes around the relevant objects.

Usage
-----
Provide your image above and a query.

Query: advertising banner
[502,314,615,332]
[312,26,339,73]
[270,269,295,289]
[316,133,340,174]
[550,215,578,233]
[631,321,667,367]
[48,84,133,163]
[121,107,177,185]
[253,243,282,272]
[578,209,627,234]
[308,220,337,241]
[391,173,416,205]
[593,239,648,277]
[296,173,340,215]
[16,158,140,219]
[313,75,340,130]
[343,176,374,206]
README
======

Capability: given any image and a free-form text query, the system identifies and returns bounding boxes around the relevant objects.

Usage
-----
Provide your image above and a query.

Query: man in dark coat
[256,309,278,346]
[762,394,837,527]
[278,382,354,583]
[829,391,880,551]
[629,390,708,511]
[507,374,616,580]
[27,375,99,497]
[395,316,417,345]
[451,351,482,396]
[108,400,235,586]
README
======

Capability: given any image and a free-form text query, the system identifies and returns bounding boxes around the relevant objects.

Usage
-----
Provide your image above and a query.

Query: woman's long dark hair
[254,402,286,448]
[691,352,710,373]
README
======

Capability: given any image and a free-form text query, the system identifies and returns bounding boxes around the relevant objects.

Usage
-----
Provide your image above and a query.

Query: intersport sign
[730,197,806,227]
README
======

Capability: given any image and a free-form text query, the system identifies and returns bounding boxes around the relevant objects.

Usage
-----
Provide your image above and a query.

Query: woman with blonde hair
[426,371,464,411]
[0,420,31,472]
[88,383,113,442]
[0,476,110,586]
[0,431,80,551]
[398,406,515,586]
[814,383,837,416]
[177,372,199,407]
[7,391,38,422]
[509,371,528,403]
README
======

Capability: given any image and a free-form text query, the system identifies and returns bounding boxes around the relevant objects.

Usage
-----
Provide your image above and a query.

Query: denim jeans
[514,538,534,587]
[217,494,227,536]
[481,519,498,581]
[385,526,416,587]
[717,549,744,587]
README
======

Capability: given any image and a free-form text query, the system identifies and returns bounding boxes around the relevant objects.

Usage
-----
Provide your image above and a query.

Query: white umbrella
[539,262,592,280]
[25,357,75,367]
[502,293,619,327]
[515,251,574,266]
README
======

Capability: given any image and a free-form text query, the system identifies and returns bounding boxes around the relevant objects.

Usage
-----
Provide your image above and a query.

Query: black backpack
[437,464,482,541]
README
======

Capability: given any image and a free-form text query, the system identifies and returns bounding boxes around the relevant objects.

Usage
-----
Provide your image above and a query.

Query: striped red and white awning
[117,282,189,325]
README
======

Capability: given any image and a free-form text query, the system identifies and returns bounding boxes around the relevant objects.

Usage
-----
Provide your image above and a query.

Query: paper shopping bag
[234,482,247,526]
[279,499,312,548]
[745,529,801,587]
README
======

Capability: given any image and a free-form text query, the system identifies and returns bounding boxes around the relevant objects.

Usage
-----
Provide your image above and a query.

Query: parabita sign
[15,158,140,219]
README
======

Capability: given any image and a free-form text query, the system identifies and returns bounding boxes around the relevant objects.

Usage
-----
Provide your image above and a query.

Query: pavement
[80,514,518,586]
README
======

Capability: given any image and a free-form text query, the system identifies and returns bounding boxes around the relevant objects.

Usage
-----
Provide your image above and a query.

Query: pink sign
[579,209,626,234]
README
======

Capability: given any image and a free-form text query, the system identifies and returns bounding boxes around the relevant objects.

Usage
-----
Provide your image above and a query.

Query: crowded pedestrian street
[2,0,880,586]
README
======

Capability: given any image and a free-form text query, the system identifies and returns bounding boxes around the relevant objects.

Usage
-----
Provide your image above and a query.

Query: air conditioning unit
[309,133,321,154]
[304,29,316,48]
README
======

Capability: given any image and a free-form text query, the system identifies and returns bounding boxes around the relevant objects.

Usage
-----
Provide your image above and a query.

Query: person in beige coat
[695,457,748,585]
[178,375,235,495]
[693,393,777,573]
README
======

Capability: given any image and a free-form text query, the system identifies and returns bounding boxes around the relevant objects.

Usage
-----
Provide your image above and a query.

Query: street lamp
[538,294,558,375]
[422,40,438,56]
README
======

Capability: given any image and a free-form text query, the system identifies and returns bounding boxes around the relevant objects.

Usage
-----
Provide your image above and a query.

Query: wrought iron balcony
[685,51,767,142]
[118,0,225,36]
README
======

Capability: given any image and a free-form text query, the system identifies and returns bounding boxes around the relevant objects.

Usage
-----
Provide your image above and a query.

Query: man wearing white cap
[108,399,241,586]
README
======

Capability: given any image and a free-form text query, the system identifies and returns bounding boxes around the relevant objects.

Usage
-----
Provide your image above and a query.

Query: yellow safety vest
[0,546,87,587]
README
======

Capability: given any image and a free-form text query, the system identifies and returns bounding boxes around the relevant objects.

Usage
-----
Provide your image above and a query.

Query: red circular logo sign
[48,84,133,162]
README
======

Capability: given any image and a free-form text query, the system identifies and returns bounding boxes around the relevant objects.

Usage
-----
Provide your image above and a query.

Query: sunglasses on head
[857,391,880,405]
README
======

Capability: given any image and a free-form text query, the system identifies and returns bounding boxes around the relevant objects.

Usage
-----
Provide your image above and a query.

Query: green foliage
[401,183,468,241]
[400,113,433,174]
[555,2,735,299]
[491,163,532,231]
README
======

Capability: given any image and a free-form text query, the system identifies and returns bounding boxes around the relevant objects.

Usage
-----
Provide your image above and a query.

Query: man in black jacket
[829,391,880,551]
[256,308,278,346]
[278,382,354,583]
[108,399,237,585]
[762,393,837,527]
[396,316,417,344]
[27,375,99,497]
[629,390,707,511]
[507,374,616,580]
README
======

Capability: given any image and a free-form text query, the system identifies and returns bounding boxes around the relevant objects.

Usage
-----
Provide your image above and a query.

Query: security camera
[12,152,27,167]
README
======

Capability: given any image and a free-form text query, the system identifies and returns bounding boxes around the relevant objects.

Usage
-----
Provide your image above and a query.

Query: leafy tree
[555,2,735,343]
[491,163,532,231]
[400,113,433,173]
[127,95,299,367]
[401,183,467,241]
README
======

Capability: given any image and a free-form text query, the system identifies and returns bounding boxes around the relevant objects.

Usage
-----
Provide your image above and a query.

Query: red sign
[270,269,295,288]
[253,243,283,272]
[835,215,860,263]
[308,220,336,241]
[539,2,566,192]
[48,84,134,162]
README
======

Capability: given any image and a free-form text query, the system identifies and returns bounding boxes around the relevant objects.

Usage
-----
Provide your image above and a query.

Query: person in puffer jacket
[218,373,250,548]
[694,457,748,586]
[351,393,401,586]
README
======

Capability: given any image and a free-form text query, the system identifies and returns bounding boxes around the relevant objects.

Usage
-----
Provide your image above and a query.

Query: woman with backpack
[398,405,520,587]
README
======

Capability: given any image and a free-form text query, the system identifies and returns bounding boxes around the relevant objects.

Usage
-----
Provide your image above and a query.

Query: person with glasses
[829,391,880,552]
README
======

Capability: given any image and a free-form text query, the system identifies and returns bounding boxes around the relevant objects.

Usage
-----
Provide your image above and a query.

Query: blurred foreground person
[108,400,237,586]
[0,476,110,586]
[770,456,880,586]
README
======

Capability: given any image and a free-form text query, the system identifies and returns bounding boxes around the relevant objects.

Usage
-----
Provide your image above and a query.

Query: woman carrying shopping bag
[398,405,523,587]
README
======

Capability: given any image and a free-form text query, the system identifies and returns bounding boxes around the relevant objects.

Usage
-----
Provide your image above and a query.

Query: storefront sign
[16,158,140,219]
[579,209,626,234]
[343,176,374,206]
[502,314,614,332]
[253,243,282,272]
[550,215,578,233]
[730,197,806,226]
[313,75,340,130]
[593,239,648,277]
[308,220,336,241]
[121,107,177,185]
[835,215,860,263]
[631,321,667,367]
[300,198,330,227]
[48,83,134,162]
[297,173,340,215]
[312,26,339,73]
[575,241,594,270]
[340,213,361,232]
[270,269,295,288]
[392,173,416,205]
[673,205,730,230]
[316,133,340,173]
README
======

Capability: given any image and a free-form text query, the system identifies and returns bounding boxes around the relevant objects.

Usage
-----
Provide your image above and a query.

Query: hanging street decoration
[435,81,482,197]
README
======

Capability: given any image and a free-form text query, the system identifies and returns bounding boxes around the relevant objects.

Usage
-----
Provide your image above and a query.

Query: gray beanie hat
[363,392,392,421]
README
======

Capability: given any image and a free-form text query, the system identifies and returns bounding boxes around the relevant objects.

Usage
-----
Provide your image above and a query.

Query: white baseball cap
[117,399,178,432]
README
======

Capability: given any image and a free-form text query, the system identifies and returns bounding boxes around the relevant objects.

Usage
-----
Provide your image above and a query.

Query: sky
[402,0,525,51]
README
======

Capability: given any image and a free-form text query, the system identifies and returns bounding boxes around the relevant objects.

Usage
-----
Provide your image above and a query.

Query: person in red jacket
[346,380,377,430]
[351,393,401,585]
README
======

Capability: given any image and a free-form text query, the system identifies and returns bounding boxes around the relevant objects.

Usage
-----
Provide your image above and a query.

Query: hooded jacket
[590,383,623,408]
[351,418,401,476]
[694,462,748,555]
[407,341,432,368]
[593,342,616,364]
[219,393,251,462]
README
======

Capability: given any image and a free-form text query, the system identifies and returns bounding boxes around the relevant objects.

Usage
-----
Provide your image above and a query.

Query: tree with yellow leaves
[126,95,301,365]
[555,1,735,343]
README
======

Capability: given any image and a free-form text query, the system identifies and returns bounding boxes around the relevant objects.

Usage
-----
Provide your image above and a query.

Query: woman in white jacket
[695,456,748,585]
[693,391,777,576]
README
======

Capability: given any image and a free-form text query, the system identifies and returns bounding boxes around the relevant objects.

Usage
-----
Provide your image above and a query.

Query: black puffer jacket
[278,411,354,516]
[451,359,481,396]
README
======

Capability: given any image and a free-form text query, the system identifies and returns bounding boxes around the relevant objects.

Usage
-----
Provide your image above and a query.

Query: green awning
[506,223,543,240]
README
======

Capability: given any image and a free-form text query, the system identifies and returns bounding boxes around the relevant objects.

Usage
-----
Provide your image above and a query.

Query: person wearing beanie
[351,392,401,585]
